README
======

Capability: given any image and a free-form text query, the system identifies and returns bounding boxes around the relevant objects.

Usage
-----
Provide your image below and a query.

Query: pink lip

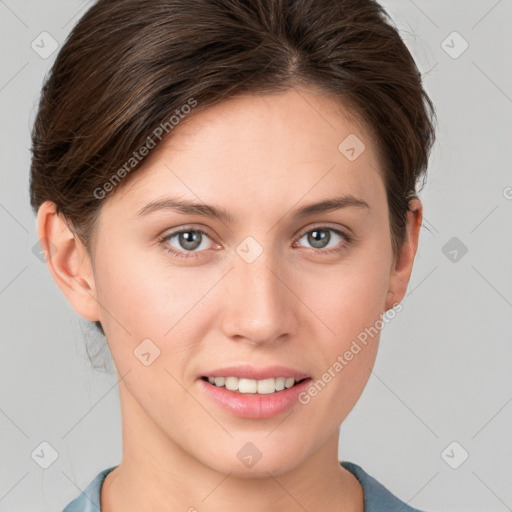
[198,376,312,419]
[201,365,309,380]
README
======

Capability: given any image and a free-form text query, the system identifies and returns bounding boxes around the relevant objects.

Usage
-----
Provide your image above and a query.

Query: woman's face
[83,88,416,476]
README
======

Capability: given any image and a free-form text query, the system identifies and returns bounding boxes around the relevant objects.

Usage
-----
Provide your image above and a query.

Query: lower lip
[198,378,312,419]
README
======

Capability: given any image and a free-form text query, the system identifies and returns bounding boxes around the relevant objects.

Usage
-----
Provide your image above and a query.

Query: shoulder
[340,460,431,512]
[61,466,118,512]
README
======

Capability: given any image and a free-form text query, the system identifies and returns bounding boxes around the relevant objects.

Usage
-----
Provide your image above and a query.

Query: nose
[220,251,298,346]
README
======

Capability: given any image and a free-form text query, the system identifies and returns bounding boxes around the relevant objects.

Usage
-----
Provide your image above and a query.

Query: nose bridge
[221,245,296,344]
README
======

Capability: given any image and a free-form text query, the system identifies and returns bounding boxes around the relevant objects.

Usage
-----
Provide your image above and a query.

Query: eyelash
[158,226,352,259]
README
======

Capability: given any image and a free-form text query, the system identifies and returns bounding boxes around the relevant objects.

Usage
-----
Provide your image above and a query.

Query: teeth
[205,376,302,394]
[284,377,295,389]
[275,377,286,391]
[214,377,225,386]
[225,376,239,391]
[240,378,258,393]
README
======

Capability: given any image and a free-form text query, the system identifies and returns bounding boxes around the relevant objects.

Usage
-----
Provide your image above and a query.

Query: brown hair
[29,0,436,340]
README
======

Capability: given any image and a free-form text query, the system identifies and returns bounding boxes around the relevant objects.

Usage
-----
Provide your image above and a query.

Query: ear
[385,197,423,310]
[36,200,101,322]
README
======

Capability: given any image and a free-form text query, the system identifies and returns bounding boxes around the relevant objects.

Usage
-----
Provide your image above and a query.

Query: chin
[198,443,304,478]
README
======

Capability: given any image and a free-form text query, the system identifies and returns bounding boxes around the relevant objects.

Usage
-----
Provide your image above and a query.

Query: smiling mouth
[200,376,310,395]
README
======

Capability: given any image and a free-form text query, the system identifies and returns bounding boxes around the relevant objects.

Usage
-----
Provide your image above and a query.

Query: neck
[101,382,364,512]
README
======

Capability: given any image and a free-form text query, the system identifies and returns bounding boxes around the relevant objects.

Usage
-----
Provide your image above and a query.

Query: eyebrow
[135,194,370,222]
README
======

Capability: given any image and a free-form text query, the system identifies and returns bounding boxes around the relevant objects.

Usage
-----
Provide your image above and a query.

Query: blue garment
[61,461,428,511]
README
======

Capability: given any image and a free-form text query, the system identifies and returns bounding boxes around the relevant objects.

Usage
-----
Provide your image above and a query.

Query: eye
[294,226,351,254]
[159,228,216,259]
[159,225,351,260]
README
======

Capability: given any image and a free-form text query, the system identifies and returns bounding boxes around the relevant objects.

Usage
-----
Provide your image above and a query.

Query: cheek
[92,256,197,403]
[298,269,387,421]
[309,251,391,340]
[94,243,173,328]
[300,244,391,391]
[92,249,167,356]
[93,250,215,364]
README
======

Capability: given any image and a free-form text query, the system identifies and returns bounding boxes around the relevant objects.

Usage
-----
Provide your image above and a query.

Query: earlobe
[36,200,101,322]
[384,198,423,311]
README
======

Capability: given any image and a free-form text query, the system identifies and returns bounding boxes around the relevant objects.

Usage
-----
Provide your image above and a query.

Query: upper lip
[201,365,310,381]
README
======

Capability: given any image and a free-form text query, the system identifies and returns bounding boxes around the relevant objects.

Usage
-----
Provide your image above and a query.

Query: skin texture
[38,87,422,512]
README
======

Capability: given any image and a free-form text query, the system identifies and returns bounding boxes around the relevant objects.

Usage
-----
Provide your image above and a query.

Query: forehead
[110,88,386,216]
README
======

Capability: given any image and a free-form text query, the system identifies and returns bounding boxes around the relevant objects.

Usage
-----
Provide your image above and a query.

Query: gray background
[1,0,511,510]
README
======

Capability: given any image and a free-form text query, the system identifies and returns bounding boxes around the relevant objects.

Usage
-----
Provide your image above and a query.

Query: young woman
[29,0,437,510]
